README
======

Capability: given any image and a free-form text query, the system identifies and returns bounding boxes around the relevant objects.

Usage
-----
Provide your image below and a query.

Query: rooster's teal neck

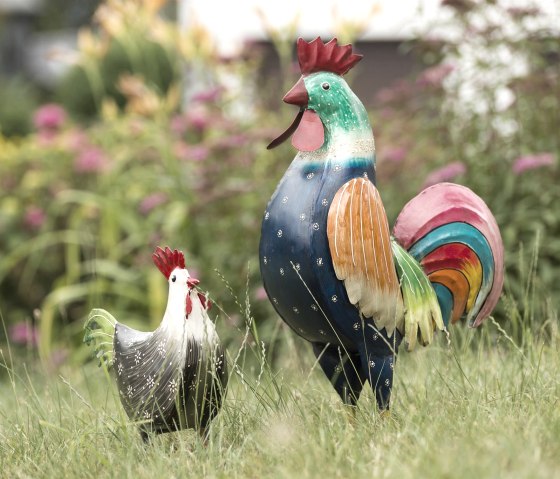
[298,76,375,169]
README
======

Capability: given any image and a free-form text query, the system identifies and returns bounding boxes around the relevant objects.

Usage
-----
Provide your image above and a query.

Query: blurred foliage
[56,1,180,118]
[0,76,40,136]
[373,0,559,332]
[36,0,100,31]
[0,0,558,363]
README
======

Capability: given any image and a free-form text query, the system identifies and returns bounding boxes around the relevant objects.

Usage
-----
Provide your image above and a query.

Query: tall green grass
[1,259,558,478]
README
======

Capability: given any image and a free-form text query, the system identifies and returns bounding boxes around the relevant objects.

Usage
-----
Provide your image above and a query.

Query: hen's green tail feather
[392,240,445,351]
[84,308,117,368]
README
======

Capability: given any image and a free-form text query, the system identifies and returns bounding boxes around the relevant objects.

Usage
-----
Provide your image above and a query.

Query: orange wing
[327,178,404,335]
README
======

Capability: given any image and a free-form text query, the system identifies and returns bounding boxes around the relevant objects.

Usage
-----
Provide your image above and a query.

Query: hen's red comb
[152,246,186,279]
[297,37,362,76]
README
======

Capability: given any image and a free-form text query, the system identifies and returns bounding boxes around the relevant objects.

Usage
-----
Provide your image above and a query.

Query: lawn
[1,322,559,479]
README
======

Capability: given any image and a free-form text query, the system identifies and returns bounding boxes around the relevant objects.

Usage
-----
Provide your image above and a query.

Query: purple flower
[191,86,224,104]
[33,103,67,131]
[139,193,168,214]
[24,206,47,230]
[9,321,38,347]
[417,64,455,88]
[383,146,407,164]
[74,147,109,174]
[423,161,467,188]
[512,153,555,175]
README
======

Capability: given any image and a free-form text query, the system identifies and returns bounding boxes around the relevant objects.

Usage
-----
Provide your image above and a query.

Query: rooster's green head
[268,37,367,152]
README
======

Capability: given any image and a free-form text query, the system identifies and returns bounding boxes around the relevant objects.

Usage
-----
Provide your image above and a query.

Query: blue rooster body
[260,156,378,348]
[260,69,399,405]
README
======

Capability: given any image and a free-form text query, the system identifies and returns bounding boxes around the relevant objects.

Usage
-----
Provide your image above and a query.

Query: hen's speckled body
[85,248,227,438]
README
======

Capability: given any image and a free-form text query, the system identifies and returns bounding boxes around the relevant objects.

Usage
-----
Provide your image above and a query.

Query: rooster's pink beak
[283,77,308,106]
[187,277,200,288]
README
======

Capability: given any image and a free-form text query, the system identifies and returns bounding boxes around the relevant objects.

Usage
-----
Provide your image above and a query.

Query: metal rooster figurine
[84,247,227,440]
[260,37,504,410]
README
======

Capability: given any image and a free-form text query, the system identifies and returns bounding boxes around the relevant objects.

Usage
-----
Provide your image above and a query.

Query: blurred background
[0,0,558,366]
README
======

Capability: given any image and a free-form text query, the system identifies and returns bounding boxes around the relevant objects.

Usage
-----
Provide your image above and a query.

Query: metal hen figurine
[84,246,227,440]
[260,38,504,410]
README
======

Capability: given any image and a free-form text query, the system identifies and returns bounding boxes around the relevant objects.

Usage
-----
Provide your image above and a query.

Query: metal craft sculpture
[260,37,504,409]
[84,247,227,439]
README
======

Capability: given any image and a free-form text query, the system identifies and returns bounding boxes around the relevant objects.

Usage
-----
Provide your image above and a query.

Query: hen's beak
[187,277,200,288]
[283,77,308,106]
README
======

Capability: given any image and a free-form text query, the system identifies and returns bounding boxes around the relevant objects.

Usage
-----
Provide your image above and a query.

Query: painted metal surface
[260,37,504,410]
[85,247,227,436]
[393,183,504,327]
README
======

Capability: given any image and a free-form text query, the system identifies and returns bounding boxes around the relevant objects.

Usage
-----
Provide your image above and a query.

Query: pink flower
[185,107,210,131]
[64,129,90,152]
[139,193,168,214]
[512,153,555,175]
[254,286,268,301]
[173,141,191,161]
[423,161,467,188]
[36,128,58,147]
[24,206,47,230]
[50,348,69,368]
[173,142,210,162]
[33,103,66,131]
[9,321,38,347]
[187,267,201,281]
[170,114,189,135]
[191,86,224,104]
[213,134,248,149]
[374,80,415,104]
[74,147,109,174]
[383,146,407,164]
[189,146,210,162]
[417,64,455,88]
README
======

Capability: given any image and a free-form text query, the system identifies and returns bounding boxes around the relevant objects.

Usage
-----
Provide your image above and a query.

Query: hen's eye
[171,275,176,283]
[321,82,330,90]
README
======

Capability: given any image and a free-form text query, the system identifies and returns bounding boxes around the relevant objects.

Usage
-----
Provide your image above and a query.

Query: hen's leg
[312,343,365,406]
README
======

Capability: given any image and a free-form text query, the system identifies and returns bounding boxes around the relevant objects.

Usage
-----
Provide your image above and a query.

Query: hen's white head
[152,246,199,318]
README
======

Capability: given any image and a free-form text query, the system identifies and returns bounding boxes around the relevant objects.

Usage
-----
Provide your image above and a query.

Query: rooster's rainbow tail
[393,183,504,332]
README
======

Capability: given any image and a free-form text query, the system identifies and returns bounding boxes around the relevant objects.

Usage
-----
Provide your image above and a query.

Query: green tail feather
[84,308,117,368]
[392,240,445,351]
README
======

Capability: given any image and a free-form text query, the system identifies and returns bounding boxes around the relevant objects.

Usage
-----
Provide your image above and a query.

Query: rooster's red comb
[152,246,186,279]
[297,37,362,76]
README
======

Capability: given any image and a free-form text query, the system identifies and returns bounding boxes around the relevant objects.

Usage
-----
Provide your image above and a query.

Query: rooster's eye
[171,275,176,283]
[321,82,330,90]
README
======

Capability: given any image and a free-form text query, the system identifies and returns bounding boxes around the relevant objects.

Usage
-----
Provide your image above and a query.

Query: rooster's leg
[359,350,395,410]
[312,343,365,406]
